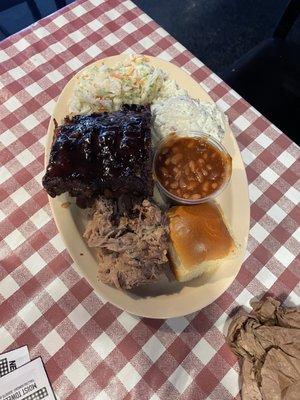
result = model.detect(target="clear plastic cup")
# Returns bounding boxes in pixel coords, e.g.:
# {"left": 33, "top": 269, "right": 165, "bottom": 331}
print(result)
{"left": 153, "top": 132, "right": 232, "bottom": 205}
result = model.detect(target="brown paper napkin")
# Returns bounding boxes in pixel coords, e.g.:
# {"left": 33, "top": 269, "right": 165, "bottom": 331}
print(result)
{"left": 227, "top": 297, "right": 300, "bottom": 400}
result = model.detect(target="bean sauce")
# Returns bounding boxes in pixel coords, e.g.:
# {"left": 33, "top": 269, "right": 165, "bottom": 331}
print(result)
{"left": 155, "top": 135, "right": 231, "bottom": 200}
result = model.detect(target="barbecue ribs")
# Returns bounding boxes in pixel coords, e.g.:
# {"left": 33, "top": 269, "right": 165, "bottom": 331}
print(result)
{"left": 42, "top": 105, "right": 153, "bottom": 208}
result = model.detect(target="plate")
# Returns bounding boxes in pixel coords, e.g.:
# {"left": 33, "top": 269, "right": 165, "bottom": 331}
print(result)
{"left": 45, "top": 55, "right": 250, "bottom": 318}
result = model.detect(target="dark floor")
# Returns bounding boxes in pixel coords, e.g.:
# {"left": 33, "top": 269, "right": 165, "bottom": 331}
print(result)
{"left": 135, "top": 0, "right": 294, "bottom": 73}
{"left": 1, "top": 1, "right": 299, "bottom": 143}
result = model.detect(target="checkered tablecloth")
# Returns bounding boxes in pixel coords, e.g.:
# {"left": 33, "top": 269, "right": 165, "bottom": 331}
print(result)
{"left": 0, "top": 0, "right": 299, "bottom": 398}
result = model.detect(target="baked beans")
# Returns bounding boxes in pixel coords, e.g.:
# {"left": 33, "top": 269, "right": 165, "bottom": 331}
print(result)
{"left": 155, "top": 135, "right": 231, "bottom": 200}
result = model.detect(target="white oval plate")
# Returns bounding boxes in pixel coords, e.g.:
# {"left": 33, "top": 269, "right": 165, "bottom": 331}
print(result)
{"left": 45, "top": 55, "right": 250, "bottom": 318}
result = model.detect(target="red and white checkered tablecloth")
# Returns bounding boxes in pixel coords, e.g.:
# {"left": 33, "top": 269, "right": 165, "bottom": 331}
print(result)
{"left": 0, "top": 0, "right": 299, "bottom": 398}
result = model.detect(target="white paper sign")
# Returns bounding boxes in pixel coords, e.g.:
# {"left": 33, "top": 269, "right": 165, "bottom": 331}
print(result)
{"left": 0, "top": 346, "right": 30, "bottom": 377}
{"left": 0, "top": 358, "right": 56, "bottom": 400}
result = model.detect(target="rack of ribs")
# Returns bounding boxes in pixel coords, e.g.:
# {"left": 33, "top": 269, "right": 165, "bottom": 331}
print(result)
{"left": 42, "top": 104, "right": 153, "bottom": 208}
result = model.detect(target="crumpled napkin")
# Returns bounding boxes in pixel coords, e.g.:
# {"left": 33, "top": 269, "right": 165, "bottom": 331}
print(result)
{"left": 227, "top": 297, "right": 300, "bottom": 400}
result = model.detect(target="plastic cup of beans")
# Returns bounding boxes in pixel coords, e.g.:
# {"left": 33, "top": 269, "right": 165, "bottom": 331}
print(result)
{"left": 153, "top": 132, "right": 232, "bottom": 204}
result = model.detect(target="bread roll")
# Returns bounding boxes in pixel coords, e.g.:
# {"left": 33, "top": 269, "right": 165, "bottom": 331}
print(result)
{"left": 168, "top": 203, "right": 236, "bottom": 282}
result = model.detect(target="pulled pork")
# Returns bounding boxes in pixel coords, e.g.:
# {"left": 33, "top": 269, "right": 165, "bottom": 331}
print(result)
{"left": 84, "top": 197, "right": 169, "bottom": 289}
